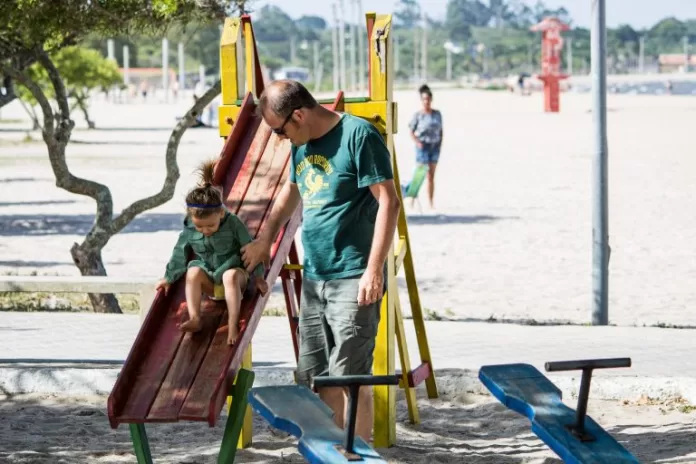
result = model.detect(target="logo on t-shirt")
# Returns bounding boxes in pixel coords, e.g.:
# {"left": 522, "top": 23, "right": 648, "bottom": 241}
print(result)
{"left": 296, "top": 154, "right": 333, "bottom": 208}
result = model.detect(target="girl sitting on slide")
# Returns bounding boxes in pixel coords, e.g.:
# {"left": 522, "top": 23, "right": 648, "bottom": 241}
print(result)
{"left": 155, "top": 159, "right": 268, "bottom": 345}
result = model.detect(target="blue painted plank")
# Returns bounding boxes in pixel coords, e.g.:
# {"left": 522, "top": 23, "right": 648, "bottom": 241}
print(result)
{"left": 479, "top": 364, "right": 640, "bottom": 464}
{"left": 248, "top": 385, "right": 385, "bottom": 464}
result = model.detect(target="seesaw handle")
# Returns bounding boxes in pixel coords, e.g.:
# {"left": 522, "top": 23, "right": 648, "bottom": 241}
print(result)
{"left": 545, "top": 357, "right": 631, "bottom": 372}
{"left": 313, "top": 374, "right": 400, "bottom": 388}
{"left": 544, "top": 357, "right": 632, "bottom": 441}
{"left": 312, "top": 375, "right": 400, "bottom": 457}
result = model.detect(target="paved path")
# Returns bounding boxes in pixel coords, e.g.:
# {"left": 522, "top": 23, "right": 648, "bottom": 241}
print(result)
{"left": 2, "top": 312, "right": 694, "bottom": 402}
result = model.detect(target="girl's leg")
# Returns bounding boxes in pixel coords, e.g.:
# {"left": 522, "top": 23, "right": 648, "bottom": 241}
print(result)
{"left": 181, "top": 267, "right": 214, "bottom": 332}
{"left": 427, "top": 161, "right": 437, "bottom": 209}
{"left": 222, "top": 268, "right": 249, "bottom": 345}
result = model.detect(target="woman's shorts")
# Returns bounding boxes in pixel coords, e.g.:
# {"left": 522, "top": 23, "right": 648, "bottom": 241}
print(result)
{"left": 416, "top": 143, "right": 440, "bottom": 164}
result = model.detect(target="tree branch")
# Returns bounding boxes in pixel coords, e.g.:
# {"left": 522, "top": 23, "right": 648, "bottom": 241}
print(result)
{"left": 35, "top": 48, "right": 73, "bottom": 139}
{"left": 110, "top": 79, "right": 222, "bottom": 235}
{"left": 0, "top": 61, "right": 55, "bottom": 138}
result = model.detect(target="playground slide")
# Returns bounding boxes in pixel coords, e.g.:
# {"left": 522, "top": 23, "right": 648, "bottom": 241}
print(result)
{"left": 106, "top": 92, "right": 303, "bottom": 428}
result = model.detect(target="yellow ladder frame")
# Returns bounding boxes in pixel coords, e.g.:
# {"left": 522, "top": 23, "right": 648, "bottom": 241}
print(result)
{"left": 216, "top": 13, "right": 438, "bottom": 451}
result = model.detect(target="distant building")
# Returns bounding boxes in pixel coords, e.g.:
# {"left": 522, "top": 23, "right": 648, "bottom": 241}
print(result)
{"left": 658, "top": 54, "right": 696, "bottom": 73}
{"left": 117, "top": 67, "right": 177, "bottom": 87}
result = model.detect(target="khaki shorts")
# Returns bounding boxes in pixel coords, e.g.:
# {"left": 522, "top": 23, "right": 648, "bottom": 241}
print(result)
{"left": 296, "top": 276, "right": 382, "bottom": 387}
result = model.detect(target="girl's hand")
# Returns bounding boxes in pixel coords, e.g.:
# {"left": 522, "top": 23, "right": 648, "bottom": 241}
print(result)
{"left": 155, "top": 278, "right": 171, "bottom": 295}
{"left": 255, "top": 278, "right": 269, "bottom": 296}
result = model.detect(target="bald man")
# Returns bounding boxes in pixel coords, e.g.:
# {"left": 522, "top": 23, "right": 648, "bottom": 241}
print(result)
{"left": 241, "top": 80, "right": 400, "bottom": 441}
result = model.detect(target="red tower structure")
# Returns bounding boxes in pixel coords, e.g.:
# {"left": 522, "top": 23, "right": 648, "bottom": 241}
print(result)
{"left": 530, "top": 17, "right": 570, "bottom": 112}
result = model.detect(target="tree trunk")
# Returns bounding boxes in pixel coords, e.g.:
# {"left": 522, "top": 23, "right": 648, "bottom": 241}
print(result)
{"left": 70, "top": 242, "right": 122, "bottom": 313}
{"left": 76, "top": 96, "right": 95, "bottom": 129}
{"left": 17, "top": 98, "right": 40, "bottom": 130}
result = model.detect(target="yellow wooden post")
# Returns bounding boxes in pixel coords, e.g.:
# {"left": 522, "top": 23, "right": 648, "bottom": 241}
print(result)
{"left": 219, "top": 18, "right": 244, "bottom": 106}
{"left": 227, "top": 343, "right": 253, "bottom": 449}
{"left": 242, "top": 19, "right": 256, "bottom": 97}
{"left": 367, "top": 13, "right": 397, "bottom": 449}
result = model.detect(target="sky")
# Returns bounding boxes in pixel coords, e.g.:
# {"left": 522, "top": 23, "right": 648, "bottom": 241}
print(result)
{"left": 254, "top": 0, "right": 696, "bottom": 29}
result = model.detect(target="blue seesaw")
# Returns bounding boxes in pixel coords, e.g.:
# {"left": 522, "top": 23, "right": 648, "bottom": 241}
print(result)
{"left": 248, "top": 374, "right": 399, "bottom": 463}
{"left": 479, "top": 357, "right": 640, "bottom": 464}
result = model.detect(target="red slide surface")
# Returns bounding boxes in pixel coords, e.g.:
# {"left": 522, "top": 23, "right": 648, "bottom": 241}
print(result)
{"left": 106, "top": 91, "right": 325, "bottom": 428}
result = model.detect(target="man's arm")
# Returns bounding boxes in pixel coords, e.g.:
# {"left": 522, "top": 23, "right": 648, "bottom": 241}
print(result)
{"left": 353, "top": 126, "right": 401, "bottom": 305}
{"left": 257, "top": 180, "right": 302, "bottom": 246}
{"left": 241, "top": 180, "right": 302, "bottom": 272}
{"left": 366, "top": 180, "right": 400, "bottom": 275}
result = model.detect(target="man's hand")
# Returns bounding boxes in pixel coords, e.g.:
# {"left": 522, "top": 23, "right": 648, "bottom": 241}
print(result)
{"left": 241, "top": 239, "right": 272, "bottom": 274}
{"left": 155, "top": 278, "right": 171, "bottom": 295}
{"left": 255, "top": 278, "right": 269, "bottom": 296}
{"left": 357, "top": 268, "right": 384, "bottom": 306}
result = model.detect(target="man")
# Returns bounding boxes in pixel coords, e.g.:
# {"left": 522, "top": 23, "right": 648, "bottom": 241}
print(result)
{"left": 241, "top": 80, "right": 400, "bottom": 442}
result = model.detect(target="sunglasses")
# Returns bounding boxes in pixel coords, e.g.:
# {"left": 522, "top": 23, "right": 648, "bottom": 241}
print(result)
{"left": 271, "top": 107, "right": 301, "bottom": 136}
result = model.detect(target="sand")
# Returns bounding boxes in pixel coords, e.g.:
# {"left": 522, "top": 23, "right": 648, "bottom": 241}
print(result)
{"left": 1, "top": 386, "right": 695, "bottom": 463}
{"left": 2, "top": 89, "right": 696, "bottom": 327}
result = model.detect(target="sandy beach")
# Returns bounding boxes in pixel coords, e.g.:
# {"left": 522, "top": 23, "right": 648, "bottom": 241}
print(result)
{"left": 1, "top": 386, "right": 695, "bottom": 463}
{"left": 2, "top": 89, "right": 696, "bottom": 327}
{"left": 2, "top": 87, "right": 696, "bottom": 462}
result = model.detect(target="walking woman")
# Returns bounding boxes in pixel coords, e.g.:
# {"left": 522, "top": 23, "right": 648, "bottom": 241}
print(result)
{"left": 408, "top": 84, "right": 443, "bottom": 210}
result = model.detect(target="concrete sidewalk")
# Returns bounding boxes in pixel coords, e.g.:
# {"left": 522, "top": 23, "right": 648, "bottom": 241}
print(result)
{"left": 1, "top": 312, "right": 693, "bottom": 402}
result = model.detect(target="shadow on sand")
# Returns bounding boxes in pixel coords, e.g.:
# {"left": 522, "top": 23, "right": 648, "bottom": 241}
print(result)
{"left": 405, "top": 214, "right": 517, "bottom": 226}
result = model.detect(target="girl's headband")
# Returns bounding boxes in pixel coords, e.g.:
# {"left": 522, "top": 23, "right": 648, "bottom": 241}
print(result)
{"left": 186, "top": 203, "right": 222, "bottom": 208}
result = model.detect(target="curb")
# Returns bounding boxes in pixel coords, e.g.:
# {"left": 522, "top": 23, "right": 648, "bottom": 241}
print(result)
{"left": 2, "top": 364, "right": 695, "bottom": 405}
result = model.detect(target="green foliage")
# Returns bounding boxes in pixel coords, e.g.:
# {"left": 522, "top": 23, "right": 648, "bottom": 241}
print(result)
{"left": 56, "top": 47, "right": 123, "bottom": 93}
{"left": 16, "top": 46, "right": 123, "bottom": 124}
{"left": 7, "top": 0, "right": 696, "bottom": 99}
{"left": 0, "top": 0, "right": 227, "bottom": 61}
{"left": 297, "top": 15, "right": 327, "bottom": 31}
{"left": 395, "top": 0, "right": 422, "bottom": 29}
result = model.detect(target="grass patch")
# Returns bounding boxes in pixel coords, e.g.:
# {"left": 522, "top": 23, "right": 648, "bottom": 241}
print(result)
{"left": 262, "top": 306, "right": 286, "bottom": 317}
{"left": 424, "top": 308, "right": 443, "bottom": 321}
{"left": 0, "top": 291, "right": 140, "bottom": 314}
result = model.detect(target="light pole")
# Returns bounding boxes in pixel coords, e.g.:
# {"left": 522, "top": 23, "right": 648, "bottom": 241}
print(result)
{"left": 443, "top": 41, "right": 463, "bottom": 82}
{"left": 591, "top": 0, "right": 609, "bottom": 325}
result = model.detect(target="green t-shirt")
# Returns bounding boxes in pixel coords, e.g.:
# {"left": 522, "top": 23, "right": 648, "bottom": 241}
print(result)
{"left": 289, "top": 113, "right": 394, "bottom": 280}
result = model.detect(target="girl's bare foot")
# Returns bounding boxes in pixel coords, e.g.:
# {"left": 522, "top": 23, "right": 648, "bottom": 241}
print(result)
{"left": 179, "top": 317, "right": 202, "bottom": 332}
{"left": 227, "top": 325, "right": 239, "bottom": 345}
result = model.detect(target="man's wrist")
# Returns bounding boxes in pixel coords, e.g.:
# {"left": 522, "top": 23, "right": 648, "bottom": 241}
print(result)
{"left": 366, "top": 260, "right": 385, "bottom": 275}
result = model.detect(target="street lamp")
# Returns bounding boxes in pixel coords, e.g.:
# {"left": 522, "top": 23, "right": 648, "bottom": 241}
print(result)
{"left": 443, "top": 41, "right": 463, "bottom": 82}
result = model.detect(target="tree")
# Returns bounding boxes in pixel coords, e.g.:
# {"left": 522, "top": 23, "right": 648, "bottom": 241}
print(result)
{"left": 0, "top": 0, "right": 229, "bottom": 313}
{"left": 17, "top": 47, "right": 124, "bottom": 129}
{"left": 650, "top": 17, "right": 688, "bottom": 46}
{"left": 445, "top": 0, "right": 493, "bottom": 42}
{"left": 297, "top": 15, "right": 328, "bottom": 31}
{"left": 394, "top": 0, "right": 422, "bottom": 29}
{"left": 531, "top": 0, "right": 572, "bottom": 26}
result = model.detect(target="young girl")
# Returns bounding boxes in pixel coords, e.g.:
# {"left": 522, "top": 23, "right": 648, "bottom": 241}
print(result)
{"left": 408, "top": 84, "right": 443, "bottom": 210}
{"left": 155, "top": 160, "right": 268, "bottom": 345}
